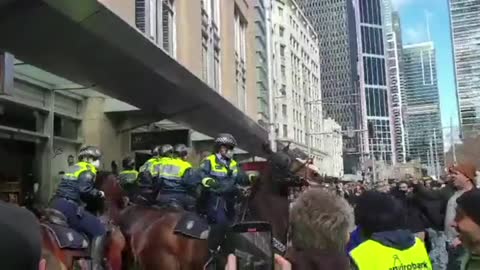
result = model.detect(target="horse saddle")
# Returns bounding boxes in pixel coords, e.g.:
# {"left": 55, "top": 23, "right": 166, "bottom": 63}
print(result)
{"left": 173, "top": 211, "right": 210, "bottom": 240}
{"left": 42, "top": 208, "right": 89, "bottom": 250}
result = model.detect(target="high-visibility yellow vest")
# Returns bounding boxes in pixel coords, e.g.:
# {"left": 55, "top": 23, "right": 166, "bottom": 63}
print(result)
{"left": 139, "top": 157, "right": 159, "bottom": 174}
{"left": 160, "top": 158, "right": 192, "bottom": 180}
{"left": 119, "top": 169, "right": 139, "bottom": 184}
{"left": 63, "top": 161, "right": 97, "bottom": 181}
{"left": 205, "top": 154, "right": 238, "bottom": 179}
{"left": 350, "top": 238, "right": 432, "bottom": 270}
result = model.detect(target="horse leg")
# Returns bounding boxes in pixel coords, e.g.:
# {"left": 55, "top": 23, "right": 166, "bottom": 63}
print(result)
{"left": 106, "top": 228, "right": 126, "bottom": 270}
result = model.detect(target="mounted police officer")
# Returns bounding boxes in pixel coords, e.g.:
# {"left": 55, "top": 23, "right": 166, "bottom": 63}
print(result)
{"left": 199, "top": 133, "right": 249, "bottom": 225}
{"left": 137, "top": 145, "right": 161, "bottom": 201}
{"left": 156, "top": 144, "right": 196, "bottom": 210}
{"left": 50, "top": 145, "right": 106, "bottom": 270}
{"left": 118, "top": 156, "right": 138, "bottom": 201}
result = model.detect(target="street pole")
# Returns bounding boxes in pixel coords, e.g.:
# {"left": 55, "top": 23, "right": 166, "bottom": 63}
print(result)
{"left": 265, "top": 0, "right": 276, "bottom": 151}
{"left": 433, "top": 129, "right": 440, "bottom": 179}
{"left": 450, "top": 116, "right": 457, "bottom": 164}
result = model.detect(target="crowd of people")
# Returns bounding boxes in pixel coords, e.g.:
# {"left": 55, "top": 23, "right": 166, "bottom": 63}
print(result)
{"left": 1, "top": 142, "right": 479, "bottom": 270}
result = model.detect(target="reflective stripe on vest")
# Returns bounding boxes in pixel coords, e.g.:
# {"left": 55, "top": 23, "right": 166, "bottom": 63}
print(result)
{"left": 160, "top": 158, "right": 191, "bottom": 180}
{"left": 119, "top": 170, "right": 139, "bottom": 183}
{"left": 350, "top": 238, "right": 432, "bottom": 270}
{"left": 63, "top": 161, "right": 97, "bottom": 181}
{"left": 206, "top": 155, "right": 238, "bottom": 178}
{"left": 140, "top": 157, "right": 159, "bottom": 175}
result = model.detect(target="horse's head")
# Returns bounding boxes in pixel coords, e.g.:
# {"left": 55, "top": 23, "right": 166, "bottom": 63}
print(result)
{"left": 262, "top": 142, "right": 311, "bottom": 189}
{"left": 95, "top": 171, "right": 126, "bottom": 210}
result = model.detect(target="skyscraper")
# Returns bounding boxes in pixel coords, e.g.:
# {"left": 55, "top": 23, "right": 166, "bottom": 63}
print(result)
{"left": 355, "top": 0, "right": 395, "bottom": 163}
{"left": 295, "top": 0, "right": 362, "bottom": 173}
{"left": 403, "top": 42, "right": 444, "bottom": 169}
{"left": 385, "top": 10, "right": 407, "bottom": 163}
{"left": 449, "top": 0, "right": 480, "bottom": 136}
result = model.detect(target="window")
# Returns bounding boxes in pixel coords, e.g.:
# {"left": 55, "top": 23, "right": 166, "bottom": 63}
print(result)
{"left": 278, "top": 6, "right": 283, "bottom": 17}
{"left": 201, "top": 0, "right": 221, "bottom": 91}
{"left": 283, "top": 124, "right": 288, "bottom": 137}
{"left": 234, "top": 6, "right": 247, "bottom": 110}
{"left": 162, "top": 0, "right": 175, "bottom": 54}
{"left": 135, "top": 0, "right": 176, "bottom": 56}
{"left": 279, "top": 26, "right": 285, "bottom": 37}
{"left": 282, "top": 104, "right": 287, "bottom": 118}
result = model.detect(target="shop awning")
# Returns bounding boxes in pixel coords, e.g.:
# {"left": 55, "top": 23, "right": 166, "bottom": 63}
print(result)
{"left": 0, "top": 0, "right": 268, "bottom": 156}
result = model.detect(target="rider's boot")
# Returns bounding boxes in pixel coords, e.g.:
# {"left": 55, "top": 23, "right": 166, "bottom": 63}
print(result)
{"left": 90, "top": 235, "right": 106, "bottom": 270}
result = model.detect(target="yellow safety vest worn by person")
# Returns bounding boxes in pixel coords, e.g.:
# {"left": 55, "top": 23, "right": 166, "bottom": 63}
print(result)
{"left": 119, "top": 169, "right": 139, "bottom": 186}
{"left": 54, "top": 161, "right": 101, "bottom": 203}
{"left": 139, "top": 157, "right": 160, "bottom": 176}
{"left": 200, "top": 154, "right": 240, "bottom": 189}
{"left": 158, "top": 158, "right": 192, "bottom": 192}
{"left": 350, "top": 237, "right": 432, "bottom": 270}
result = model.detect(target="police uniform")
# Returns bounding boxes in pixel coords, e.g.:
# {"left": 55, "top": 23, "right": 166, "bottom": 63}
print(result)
{"left": 50, "top": 161, "right": 105, "bottom": 238}
{"left": 156, "top": 157, "right": 196, "bottom": 210}
{"left": 138, "top": 157, "right": 160, "bottom": 189}
{"left": 199, "top": 154, "right": 245, "bottom": 225}
{"left": 119, "top": 169, "right": 139, "bottom": 199}
{"left": 350, "top": 237, "right": 432, "bottom": 270}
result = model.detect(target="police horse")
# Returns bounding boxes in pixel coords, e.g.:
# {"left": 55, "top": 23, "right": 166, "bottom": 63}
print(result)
{"left": 40, "top": 172, "right": 126, "bottom": 270}
{"left": 118, "top": 144, "right": 315, "bottom": 270}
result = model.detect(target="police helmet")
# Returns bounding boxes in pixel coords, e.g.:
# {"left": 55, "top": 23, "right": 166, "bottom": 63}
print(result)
{"left": 122, "top": 156, "right": 135, "bottom": 169}
{"left": 160, "top": 144, "right": 174, "bottom": 156}
{"left": 214, "top": 133, "right": 237, "bottom": 149}
{"left": 78, "top": 145, "right": 102, "bottom": 160}
{"left": 174, "top": 144, "right": 189, "bottom": 157}
{"left": 151, "top": 145, "right": 161, "bottom": 157}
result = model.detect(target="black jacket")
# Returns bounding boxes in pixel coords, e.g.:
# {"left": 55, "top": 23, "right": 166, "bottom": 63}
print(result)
{"left": 412, "top": 183, "right": 455, "bottom": 231}
{"left": 54, "top": 164, "right": 102, "bottom": 203}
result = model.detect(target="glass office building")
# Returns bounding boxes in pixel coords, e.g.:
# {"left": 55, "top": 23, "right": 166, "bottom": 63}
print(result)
{"left": 403, "top": 42, "right": 444, "bottom": 168}
{"left": 356, "top": 0, "right": 395, "bottom": 163}
{"left": 296, "top": 0, "right": 362, "bottom": 173}
{"left": 449, "top": 0, "right": 480, "bottom": 136}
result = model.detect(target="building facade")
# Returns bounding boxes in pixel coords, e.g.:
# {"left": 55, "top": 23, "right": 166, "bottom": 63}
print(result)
{"left": 253, "top": 0, "right": 270, "bottom": 128}
{"left": 318, "top": 118, "right": 344, "bottom": 177}
{"left": 270, "top": 0, "right": 325, "bottom": 164}
{"left": 295, "top": 0, "right": 362, "bottom": 173}
{"left": 385, "top": 9, "right": 407, "bottom": 163}
{"left": 403, "top": 42, "right": 444, "bottom": 170}
{"left": 354, "top": 0, "right": 395, "bottom": 163}
{"left": 448, "top": 0, "right": 480, "bottom": 136}
{"left": 0, "top": 0, "right": 262, "bottom": 202}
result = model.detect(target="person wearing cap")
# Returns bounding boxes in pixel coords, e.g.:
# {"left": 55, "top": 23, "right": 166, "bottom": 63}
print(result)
{"left": 454, "top": 190, "right": 480, "bottom": 270}
{"left": 0, "top": 201, "right": 46, "bottom": 270}
{"left": 155, "top": 144, "right": 196, "bottom": 211}
{"left": 49, "top": 145, "right": 106, "bottom": 269}
{"left": 445, "top": 163, "right": 477, "bottom": 270}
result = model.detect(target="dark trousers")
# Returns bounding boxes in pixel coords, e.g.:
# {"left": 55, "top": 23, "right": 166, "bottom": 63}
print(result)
{"left": 206, "top": 195, "right": 235, "bottom": 226}
{"left": 50, "top": 198, "right": 106, "bottom": 238}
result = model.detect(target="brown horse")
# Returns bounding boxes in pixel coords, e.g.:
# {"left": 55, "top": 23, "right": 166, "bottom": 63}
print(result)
{"left": 40, "top": 171, "right": 126, "bottom": 270}
{"left": 118, "top": 144, "right": 311, "bottom": 270}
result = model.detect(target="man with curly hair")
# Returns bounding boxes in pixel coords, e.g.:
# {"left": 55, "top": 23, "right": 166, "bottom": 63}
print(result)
{"left": 286, "top": 188, "right": 354, "bottom": 270}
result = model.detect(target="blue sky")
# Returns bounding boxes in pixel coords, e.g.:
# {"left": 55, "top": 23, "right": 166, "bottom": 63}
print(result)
{"left": 393, "top": 0, "right": 459, "bottom": 130}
